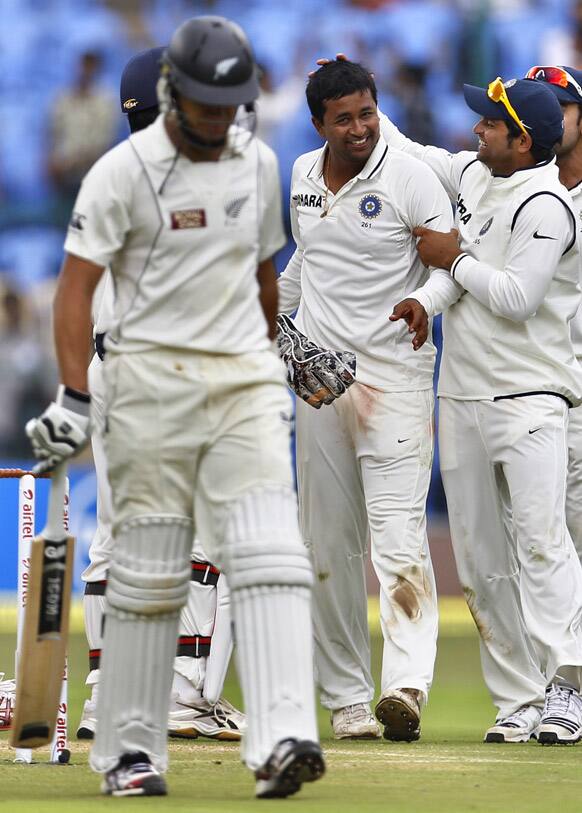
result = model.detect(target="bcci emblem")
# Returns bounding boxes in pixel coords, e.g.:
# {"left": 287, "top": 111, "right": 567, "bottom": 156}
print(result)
{"left": 479, "top": 217, "right": 494, "bottom": 236}
{"left": 359, "top": 194, "right": 382, "bottom": 219}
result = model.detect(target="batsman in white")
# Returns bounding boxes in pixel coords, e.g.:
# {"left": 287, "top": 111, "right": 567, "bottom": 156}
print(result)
{"left": 25, "top": 15, "right": 324, "bottom": 799}
{"left": 524, "top": 66, "right": 582, "bottom": 562}
{"left": 277, "top": 59, "right": 454, "bottom": 742}
{"left": 79, "top": 45, "right": 244, "bottom": 745}
{"left": 379, "top": 74, "right": 582, "bottom": 745}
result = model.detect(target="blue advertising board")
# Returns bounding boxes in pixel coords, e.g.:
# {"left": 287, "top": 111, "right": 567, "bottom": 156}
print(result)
{"left": 0, "top": 460, "right": 97, "bottom": 595}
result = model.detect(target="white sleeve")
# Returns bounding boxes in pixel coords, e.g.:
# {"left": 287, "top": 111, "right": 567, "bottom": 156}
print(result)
{"left": 409, "top": 268, "right": 464, "bottom": 317}
{"left": 451, "top": 194, "right": 575, "bottom": 322}
{"left": 396, "top": 156, "right": 463, "bottom": 316}
{"left": 63, "top": 148, "right": 132, "bottom": 269}
{"left": 258, "top": 142, "right": 287, "bottom": 262}
{"left": 277, "top": 159, "right": 304, "bottom": 314}
{"left": 379, "top": 111, "right": 477, "bottom": 204}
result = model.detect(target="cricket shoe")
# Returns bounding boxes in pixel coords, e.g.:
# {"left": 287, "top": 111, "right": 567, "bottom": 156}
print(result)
{"left": 255, "top": 738, "right": 325, "bottom": 799}
{"left": 331, "top": 703, "right": 381, "bottom": 739}
{"left": 375, "top": 688, "right": 421, "bottom": 742}
{"left": 76, "top": 698, "right": 97, "bottom": 740}
{"left": 102, "top": 752, "right": 167, "bottom": 797}
{"left": 537, "top": 684, "right": 582, "bottom": 745}
{"left": 0, "top": 674, "right": 15, "bottom": 730}
{"left": 484, "top": 704, "right": 542, "bottom": 743}
{"left": 168, "top": 696, "right": 245, "bottom": 740}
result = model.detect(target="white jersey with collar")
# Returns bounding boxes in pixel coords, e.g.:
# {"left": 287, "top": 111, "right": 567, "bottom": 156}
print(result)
{"left": 568, "top": 180, "right": 582, "bottom": 359}
{"left": 64, "top": 114, "right": 286, "bottom": 355}
{"left": 379, "top": 113, "right": 582, "bottom": 406}
{"left": 277, "top": 135, "right": 454, "bottom": 390}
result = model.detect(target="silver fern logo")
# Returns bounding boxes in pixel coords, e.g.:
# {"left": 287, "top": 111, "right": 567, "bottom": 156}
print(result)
{"left": 225, "top": 195, "right": 249, "bottom": 223}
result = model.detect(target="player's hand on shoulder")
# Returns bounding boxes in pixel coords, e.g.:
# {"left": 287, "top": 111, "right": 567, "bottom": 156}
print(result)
{"left": 276, "top": 314, "right": 356, "bottom": 408}
{"left": 390, "top": 298, "right": 428, "bottom": 351}
{"left": 26, "top": 385, "right": 91, "bottom": 474}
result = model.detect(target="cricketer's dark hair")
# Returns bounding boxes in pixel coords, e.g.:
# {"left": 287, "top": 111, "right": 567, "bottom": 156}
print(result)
{"left": 128, "top": 105, "right": 159, "bottom": 134}
{"left": 505, "top": 118, "right": 556, "bottom": 163}
{"left": 306, "top": 60, "right": 377, "bottom": 123}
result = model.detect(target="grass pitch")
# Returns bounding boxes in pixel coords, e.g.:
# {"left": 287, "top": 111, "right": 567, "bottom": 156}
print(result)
{"left": 1, "top": 599, "right": 581, "bottom": 812}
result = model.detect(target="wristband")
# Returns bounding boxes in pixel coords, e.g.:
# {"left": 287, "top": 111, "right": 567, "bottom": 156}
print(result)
{"left": 56, "top": 384, "right": 91, "bottom": 417}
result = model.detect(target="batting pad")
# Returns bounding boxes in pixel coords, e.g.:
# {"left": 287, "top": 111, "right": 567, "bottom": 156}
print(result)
{"left": 90, "top": 517, "right": 192, "bottom": 773}
{"left": 224, "top": 488, "right": 318, "bottom": 769}
{"left": 233, "top": 584, "right": 318, "bottom": 770}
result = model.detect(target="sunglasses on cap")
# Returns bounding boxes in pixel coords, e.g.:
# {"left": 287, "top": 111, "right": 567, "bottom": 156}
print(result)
{"left": 524, "top": 65, "right": 582, "bottom": 99}
{"left": 487, "top": 77, "right": 528, "bottom": 137}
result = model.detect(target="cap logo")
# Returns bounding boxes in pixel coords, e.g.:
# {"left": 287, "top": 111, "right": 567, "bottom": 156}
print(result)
{"left": 214, "top": 57, "right": 238, "bottom": 80}
{"left": 123, "top": 98, "right": 139, "bottom": 110}
{"left": 504, "top": 79, "right": 517, "bottom": 89}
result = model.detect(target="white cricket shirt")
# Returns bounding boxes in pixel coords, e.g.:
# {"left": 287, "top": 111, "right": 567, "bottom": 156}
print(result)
{"left": 64, "top": 114, "right": 286, "bottom": 355}
{"left": 569, "top": 180, "right": 582, "bottom": 360}
{"left": 278, "top": 135, "right": 454, "bottom": 390}
{"left": 380, "top": 114, "right": 582, "bottom": 406}
{"left": 91, "top": 271, "right": 114, "bottom": 335}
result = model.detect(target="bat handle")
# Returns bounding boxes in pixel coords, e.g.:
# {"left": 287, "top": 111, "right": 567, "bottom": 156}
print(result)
{"left": 45, "top": 463, "right": 67, "bottom": 539}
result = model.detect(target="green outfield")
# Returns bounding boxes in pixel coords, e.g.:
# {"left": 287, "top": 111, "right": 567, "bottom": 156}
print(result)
{"left": 1, "top": 599, "right": 580, "bottom": 812}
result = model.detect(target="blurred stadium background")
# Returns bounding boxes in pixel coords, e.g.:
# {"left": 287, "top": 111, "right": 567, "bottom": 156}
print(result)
{"left": 0, "top": 0, "right": 580, "bottom": 596}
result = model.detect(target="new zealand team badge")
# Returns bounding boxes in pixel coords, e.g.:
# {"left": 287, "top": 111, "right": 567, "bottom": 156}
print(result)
{"left": 359, "top": 194, "right": 382, "bottom": 219}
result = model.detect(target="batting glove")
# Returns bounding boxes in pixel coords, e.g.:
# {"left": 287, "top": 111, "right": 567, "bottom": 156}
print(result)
{"left": 276, "top": 314, "right": 357, "bottom": 409}
{"left": 26, "top": 385, "right": 91, "bottom": 474}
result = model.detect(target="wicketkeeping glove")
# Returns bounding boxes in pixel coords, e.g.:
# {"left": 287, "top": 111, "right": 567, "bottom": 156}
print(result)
{"left": 276, "top": 314, "right": 356, "bottom": 409}
{"left": 26, "top": 385, "right": 91, "bottom": 474}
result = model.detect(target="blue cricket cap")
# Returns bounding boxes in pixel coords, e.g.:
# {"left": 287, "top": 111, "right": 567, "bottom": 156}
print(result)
{"left": 463, "top": 77, "right": 564, "bottom": 150}
{"left": 120, "top": 46, "right": 166, "bottom": 114}
{"left": 525, "top": 65, "right": 582, "bottom": 106}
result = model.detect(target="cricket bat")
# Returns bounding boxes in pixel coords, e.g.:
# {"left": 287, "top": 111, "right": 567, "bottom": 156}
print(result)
{"left": 10, "top": 463, "right": 74, "bottom": 749}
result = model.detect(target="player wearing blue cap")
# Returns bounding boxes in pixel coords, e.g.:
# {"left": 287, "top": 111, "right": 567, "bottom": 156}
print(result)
{"left": 80, "top": 45, "right": 245, "bottom": 746}
{"left": 377, "top": 75, "right": 582, "bottom": 746}
{"left": 525, "top": 65, "right": 582, "bottom": 567}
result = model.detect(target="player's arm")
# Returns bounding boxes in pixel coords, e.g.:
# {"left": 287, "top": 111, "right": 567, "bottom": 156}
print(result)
{"left": 27, "top": 147, "right": 131, "bottom": 472}
{"left": 278, "top": 160, "right": 304, "bottom": 315}
{"left": 391, "top": 159, "right": 463, "bottom": 347}
{"left": 278, "top": 249, "right": 303, "bottom": 315}
{"left": 257, "top": 143, "right": 287, "bottom": 329}
{"left": 378, "top": 110, "right": 476, "bottom": 204}
{"left": 446, "top": 196, "right": 575, "bottom": 321}
{"left": 54, "top": 253, "right": 105, "bottom": 392}
{"left": 25, "top": 253, "right": 104, "bottom": 473}
{"left": 257, "top": 257, "right": 278, "bottom": 340}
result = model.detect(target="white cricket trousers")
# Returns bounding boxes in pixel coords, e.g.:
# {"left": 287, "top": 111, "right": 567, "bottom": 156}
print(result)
{"left": 296, "top": 384, "right": 438, "bottom": 710}
{"left": 439, "top": 395, "right": 582, "bottom": 717}
{"left": 93, "top": 348, "right": 318, "bottom": 772}
{"left": 85, "top": 353, "right": 113, "bottom": 582}
{"left": 567, "top": 402, "right": 582, "bottom": 557}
